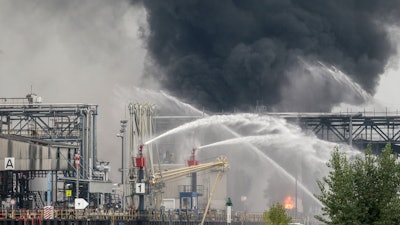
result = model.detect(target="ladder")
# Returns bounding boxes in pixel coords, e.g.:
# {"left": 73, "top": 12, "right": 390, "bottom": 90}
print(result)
{"left": 33, "top": 192, "right": 44, "bottom": 209}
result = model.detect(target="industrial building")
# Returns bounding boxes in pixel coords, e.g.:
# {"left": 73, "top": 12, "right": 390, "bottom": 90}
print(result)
{"left": 2, "top": 94, "right": 400, "bottom": 225}
{"left": 0, "top": 94, "right": 114, "bottom": 211}
{"left": 0, "top": 94, "right": 228, "bottom": 219}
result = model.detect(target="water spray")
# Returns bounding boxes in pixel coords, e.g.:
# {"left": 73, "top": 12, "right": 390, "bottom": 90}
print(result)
{"left": 141, "top": 113, "right": 331, "bottom": 211}
{"left": 197, "top": 136, "right": 323, "bottom": 207}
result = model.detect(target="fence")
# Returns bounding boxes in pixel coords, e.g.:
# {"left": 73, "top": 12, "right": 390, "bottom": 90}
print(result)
{"left": 0, "top": 208, "right": 263, "bottom": 225}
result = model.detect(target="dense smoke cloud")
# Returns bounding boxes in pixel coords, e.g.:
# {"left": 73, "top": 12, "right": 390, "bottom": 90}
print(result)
{"left": 132, "top": 0, "right": 400, "bottom": 112}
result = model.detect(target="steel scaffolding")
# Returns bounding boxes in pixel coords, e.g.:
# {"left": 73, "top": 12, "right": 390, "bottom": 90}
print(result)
{"left": 0, "top": 94, "right": 114, "bottom": 209}
{"left": 278, "top": 111, "right": 400, "bottom": 153}
{"left": 0, "top": 95, "right": 98, "bottom": 178}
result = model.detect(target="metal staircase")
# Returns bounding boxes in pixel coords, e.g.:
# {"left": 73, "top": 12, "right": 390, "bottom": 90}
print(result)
{"left": 33, "top": 192, "right": 44, "bottom": 208}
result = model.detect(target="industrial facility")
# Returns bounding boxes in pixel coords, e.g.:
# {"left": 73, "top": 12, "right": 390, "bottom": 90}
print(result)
{"left": 0, "top": 94, "right": 114, "bottom": 210}
{"left": 2, "top": 94, "right": 400, "bottom": 225}
{"left": 0, "top": 94, "right": 232, "bottom": 224}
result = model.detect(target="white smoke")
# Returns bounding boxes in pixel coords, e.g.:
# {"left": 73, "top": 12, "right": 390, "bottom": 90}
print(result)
{"left": 0, "top": 0, "right": 148, "bottom": 181}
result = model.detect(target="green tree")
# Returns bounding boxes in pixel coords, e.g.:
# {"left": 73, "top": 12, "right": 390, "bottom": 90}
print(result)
{"left": 316, "top": 144, "right": 400, "bottom": 225}
{"left": 263, "top": 202, "right": 292, "bottom": 225}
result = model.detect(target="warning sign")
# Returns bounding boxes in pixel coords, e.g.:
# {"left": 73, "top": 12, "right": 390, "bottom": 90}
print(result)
{"left": 66, "top": 190, "right": 72, "bottom": 197}
{"left": 136, "top": 183, "right": 146, "bottom": 194}
{"left": 43, "top": 206, "right": 54, "bottom": 219}
{"left": 4, "top": 157, "right": 15, "bottom": 170}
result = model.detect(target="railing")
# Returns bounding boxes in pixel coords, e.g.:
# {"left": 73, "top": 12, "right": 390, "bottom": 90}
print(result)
{"left": 0, "top": 208, "right": 263, "bottom": 223}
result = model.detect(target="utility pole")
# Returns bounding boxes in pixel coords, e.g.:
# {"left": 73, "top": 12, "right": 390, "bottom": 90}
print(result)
{"left": 117, "top": 120, "right": 128, "bottom": 212}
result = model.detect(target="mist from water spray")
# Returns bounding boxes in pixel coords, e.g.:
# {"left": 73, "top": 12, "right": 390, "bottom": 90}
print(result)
{"left": 144, "top": 120, "right": 207, "bottom": 145}
{"left": 277, "top": 58, "right": 374, "bottom": 111}
{"left": 145, "top": 114, "right": 252, "bottom": 145}
{"left": 197, "top": 135, "right": 325, "bottom": 206}
{"left": 145, "top": 113, "right": 296, "bottom": 144}
{"left": 114, "top": 86, "right": 205, "bottom": 117}
{"left": 160, "top": 91, "right": 206, "bottom": 116}
{"left": 316, "top": 61, "right": 372, "bottom": 102}
{"left": 146, "top": 112, "right": 353, "bottom": 211}
{"left": 198, "top": 135, "right": 279, "bottom": 150}
{"left": 124, "top": 87, "right": 359, "bottom": 213}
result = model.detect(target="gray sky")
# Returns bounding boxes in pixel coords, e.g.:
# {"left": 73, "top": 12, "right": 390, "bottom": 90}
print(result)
{"left": 375, "top": 32, "right": 400, "bottom": 110}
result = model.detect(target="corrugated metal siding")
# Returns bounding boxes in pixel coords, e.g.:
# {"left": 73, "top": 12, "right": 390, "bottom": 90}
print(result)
{"left": 0, "top": 137, "right": 74, "bottom": 171}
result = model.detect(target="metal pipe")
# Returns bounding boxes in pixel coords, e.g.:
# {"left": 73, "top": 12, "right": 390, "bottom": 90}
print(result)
{"left": 117, "top": 120, "right": 128, "bottom": 212}
{"left": 86, "top": 110, "right": 90, "bottom": 180}
{"left": 121, "top": 135, "right": 125, "bottom": 212}
{"left": 93, "top": 107, "right": 97, "bottom": 169}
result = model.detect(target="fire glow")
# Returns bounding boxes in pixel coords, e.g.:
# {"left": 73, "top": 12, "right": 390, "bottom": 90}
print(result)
{"left": 283, "top": 196, "right": 295, "bottom": 210}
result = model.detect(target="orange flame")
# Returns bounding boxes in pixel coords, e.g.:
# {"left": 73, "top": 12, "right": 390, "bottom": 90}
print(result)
{"left": 283, "top": 196, "right": 295, "bottom": 209}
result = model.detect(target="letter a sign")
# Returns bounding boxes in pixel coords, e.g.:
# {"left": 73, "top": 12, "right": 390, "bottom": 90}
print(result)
{"left": 5, "top": 157, "right": 15, "bottom": 170}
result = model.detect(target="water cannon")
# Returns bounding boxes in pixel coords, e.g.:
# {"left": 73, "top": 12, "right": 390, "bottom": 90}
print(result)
{"left": 135, "top": 144, "right": 146, "bottom": 168}
{"left": 139, "top": 144, "right": 144, "bottom": 156}
{"left": 187, "top": 147, "right": 199, "bottom": 167}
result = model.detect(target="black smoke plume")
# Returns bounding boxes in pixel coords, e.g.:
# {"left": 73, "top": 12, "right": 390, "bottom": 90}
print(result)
{"left": 132, "top": 0, "right": 400, "bottom": 112}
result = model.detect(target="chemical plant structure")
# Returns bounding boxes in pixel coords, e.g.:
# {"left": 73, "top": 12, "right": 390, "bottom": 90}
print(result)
{"left": 0, "top": 94, "right": 111, "bottom": 211}
{"left": 0, "top": 94, "right": 229, "bottom": 218}
{"left": 125, "top": 103, "right": 229, "bottom": 215}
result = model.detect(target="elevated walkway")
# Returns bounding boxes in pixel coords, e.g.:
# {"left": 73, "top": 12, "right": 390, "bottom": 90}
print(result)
{"left": 274, "top": 111, "right": 400, "bottom": 152}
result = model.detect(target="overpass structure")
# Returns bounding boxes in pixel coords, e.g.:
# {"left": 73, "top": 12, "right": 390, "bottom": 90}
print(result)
{"left": 275, "top": 111, "right": 400, "bottom": 153}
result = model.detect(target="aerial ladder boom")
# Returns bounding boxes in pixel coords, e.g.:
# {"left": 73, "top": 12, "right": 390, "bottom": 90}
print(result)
{"left": 200, "top": 171, "right": 224, "bottom": 225}
{"left": 150, "top": 155, "right": 229, "bottom": 225}
{"left": 150, "top": 156, "right": 229, "bottom": 184}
